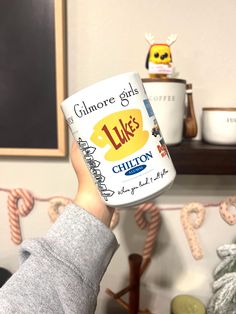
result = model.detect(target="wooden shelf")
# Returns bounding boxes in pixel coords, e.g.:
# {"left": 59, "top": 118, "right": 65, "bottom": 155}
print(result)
{"left": 167, "top": 140, "right": 236, "bottom": 175}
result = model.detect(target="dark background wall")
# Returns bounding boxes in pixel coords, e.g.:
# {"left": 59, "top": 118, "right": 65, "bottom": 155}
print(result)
{"left": 0, "top": 0, "right": 58, "bottom": 149}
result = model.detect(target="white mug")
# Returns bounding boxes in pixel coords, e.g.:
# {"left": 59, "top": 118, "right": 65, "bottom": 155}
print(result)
{"left": 142, "top": 78, "right": 196, "bottom": 145}
{"left": 62, "top": 72, "right": 176, "bottom": 208}
{"left": 202, "top": 107, "right": 236, "bottom": 145}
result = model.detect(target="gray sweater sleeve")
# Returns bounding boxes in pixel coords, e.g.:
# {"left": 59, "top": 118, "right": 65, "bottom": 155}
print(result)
{"left": 0, "top": 204, "right": 119, "bottom": 313}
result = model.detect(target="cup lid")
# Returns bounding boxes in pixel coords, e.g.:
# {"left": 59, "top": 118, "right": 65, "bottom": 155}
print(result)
{"left": 142, "top": 78, "right": 186, "bottom": 84}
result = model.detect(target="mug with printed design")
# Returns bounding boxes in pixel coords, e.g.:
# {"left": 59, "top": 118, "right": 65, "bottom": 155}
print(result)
{"left": 62, "top": 72, "right": 176, "bottom": 207}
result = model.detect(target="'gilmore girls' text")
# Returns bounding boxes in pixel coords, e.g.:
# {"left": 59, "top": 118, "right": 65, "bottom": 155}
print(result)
{"left": 73, "top": 82, "right": 139, "bottom": 119}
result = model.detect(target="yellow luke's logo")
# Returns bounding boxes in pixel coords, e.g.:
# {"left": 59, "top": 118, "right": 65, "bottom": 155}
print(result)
{"left": 90, "top": 109, "right": 149, "bottom": 161}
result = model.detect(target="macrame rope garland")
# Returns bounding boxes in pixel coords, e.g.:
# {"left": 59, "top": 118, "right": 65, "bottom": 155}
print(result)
{"left": 135, "top": 202, "right": 161, "bottom": 262}
{"left": 179, "top": 199, "right": 236, "bottom": 260}
{"left": 1, "top": 187, "right": 236, "bottom": 261}
{"left": 1, "top": 187, "right": 72, "bottom": 245}
{"left": 7, "top": 188, "right": 35, "bottom": 245}
{"left": 180, "top": 202, "right": 205, "bottom": 260}
{"left": 219, "top": 197, "right": 236, "bottom": 225}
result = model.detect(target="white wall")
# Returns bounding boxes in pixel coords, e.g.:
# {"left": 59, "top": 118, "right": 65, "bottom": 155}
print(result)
{"left": 0, "top": 0, "right": 236, "bottom": 313}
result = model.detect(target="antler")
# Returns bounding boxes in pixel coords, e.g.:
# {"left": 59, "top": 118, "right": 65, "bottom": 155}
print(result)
{"left": 145, "top": 33, "right": 156, "bottom": 45}
{"left": 166, "top": 34, "right": 177, "bottom": 46}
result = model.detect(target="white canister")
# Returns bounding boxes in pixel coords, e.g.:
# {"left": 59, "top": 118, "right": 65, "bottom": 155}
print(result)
{"left": 61, "top": 72, "right": 176, "bottom": 208}
{"left": 202, "top": 107, "right": 236, "bottom": 145}
{"left": 142, "top": 78, "right": 187, "bottom": 145}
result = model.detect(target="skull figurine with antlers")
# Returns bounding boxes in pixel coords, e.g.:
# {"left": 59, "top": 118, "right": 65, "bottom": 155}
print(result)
{"left": 145, "top": 33, "right": 177, "bottom": 79}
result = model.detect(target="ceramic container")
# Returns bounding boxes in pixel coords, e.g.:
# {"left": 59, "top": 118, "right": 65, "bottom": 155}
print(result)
{"left": 62, "top": 72, "right": 176, "bottom": 208}
{"left": 202, "top": 107, "right": 236, "bottom": 145}
{"left": 142, "top": 78, "right": 187, "bottom": 145}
